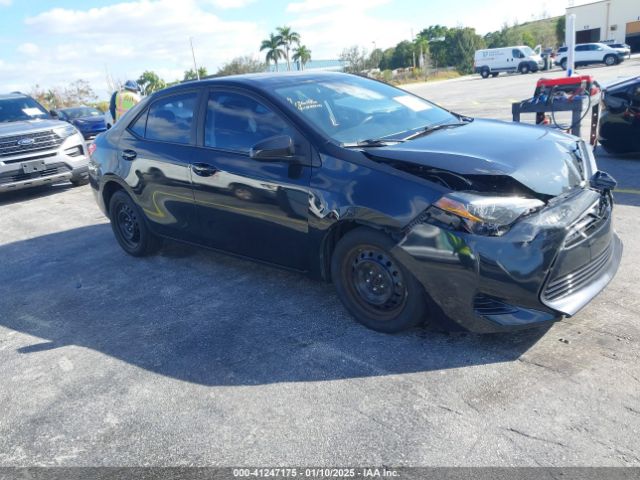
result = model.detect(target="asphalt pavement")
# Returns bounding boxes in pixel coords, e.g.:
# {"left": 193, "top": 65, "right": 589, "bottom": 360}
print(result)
{"left": 1, "top": 60, "right": 639, "bottom": 466}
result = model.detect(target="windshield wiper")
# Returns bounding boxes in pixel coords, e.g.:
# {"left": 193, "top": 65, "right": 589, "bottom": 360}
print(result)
{"left": 402, "top": 118, "right": 472, "bottom": 141}
{"left": 341, "top": 138, "right": 406, "bottom": 148}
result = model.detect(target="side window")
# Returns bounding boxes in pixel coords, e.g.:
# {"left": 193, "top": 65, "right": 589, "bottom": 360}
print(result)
{"left": 575, "top": 45, "right": 588, "bottom": 52}
{"left": 205, "top": 91, "right": 294, "bottom": 153}
{"left": 512, "top": 49, "right": 522, "bottom": 58}
{"left": 145, "top": 92, "right": 198, "bottom": 145}
{"left": 129, "top": 110, "right": 147, "bottom": 137}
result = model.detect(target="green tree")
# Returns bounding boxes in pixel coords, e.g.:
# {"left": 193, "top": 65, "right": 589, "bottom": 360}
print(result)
{"left": 276, "top": 26, "right": 301, "bottom": 71}
{"left": 137, "top": 70, "right": 166, "bottom": 95}
{"left": 445, "top": 27, "right": 485, "bottom": 74}
{"left": 183, "top": 67, "right": 208, "bottom": 81}
{"left": 418, "top": 25, "right": 449, "bottom": 41}
{"left": 261, "top": 33, "right": 285, "bottom": 72}
{"left": 339, "top": 46, "right": 368, "bottom": 74}
{"left": 216, "top": 56, "right": 266, "bottom": 76}
{"left": 556, "top": 16, "right": 566, "bottom": 44}
{"left": 414, "top": 36, "right": 430, "bottom": 69}
{"left": 378, "top": 47, "right": 395, "bottom": 70}
{"left": 292, "top": 45, "right": 312, "bottom": 70}
{"left": 522, "top": 31, "right": 536, "bottom": 48}
{"left": 391, "top": 40, "right": 414, "bottom": 69}
{"left": 429, "top": 40, "right": 448, "bottom": 69}
{"left": 367, "top": 48, "right": 384, "bottom": 70}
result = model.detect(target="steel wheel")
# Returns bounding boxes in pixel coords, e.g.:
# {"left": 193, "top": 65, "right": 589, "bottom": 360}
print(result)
{"left": 115, "top": 202, "right": 141, "bottom": 250}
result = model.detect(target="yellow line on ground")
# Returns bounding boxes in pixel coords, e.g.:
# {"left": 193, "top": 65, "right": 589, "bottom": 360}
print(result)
{"left": 616, "top": 188, "right": 640, "bottom": 195}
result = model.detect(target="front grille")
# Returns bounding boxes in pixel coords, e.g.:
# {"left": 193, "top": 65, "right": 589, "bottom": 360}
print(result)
{"left": 473, "top": 295, "right": 519, "bottom": 316}
{"left": 0, "top": 130, "right": 64, "bottom": 158}
{"left": 0, "top": 162, "right": 70, "bottom": 184}
{"left": 543, "top": 243, "right": 613, "bottom": 301}
{"left": 564, "top": 202, "right": 609, "bottom": 248}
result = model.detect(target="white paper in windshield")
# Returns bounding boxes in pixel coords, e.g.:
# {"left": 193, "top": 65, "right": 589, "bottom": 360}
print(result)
{"left": 393, "top": 95, "right": 432, "bottom": 112}
{"left": 22, "top": 107, "right": 43, "bottom": 116}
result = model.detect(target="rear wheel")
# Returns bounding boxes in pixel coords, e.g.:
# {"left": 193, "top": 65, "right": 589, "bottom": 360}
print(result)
{"left": 109, "top": 190, "right": 161, "bottom": 256}
{"left": 480, "top": 68, "right": 490, "bottom": 79}
{"left": 604, "top": 54, "right": 617, "bottom": 66}
{"left": 331, "top": 227, "right": 428, "bottom": 333}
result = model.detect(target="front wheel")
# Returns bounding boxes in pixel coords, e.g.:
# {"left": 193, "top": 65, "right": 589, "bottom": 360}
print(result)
{"left": 109, "top": 190, "right": 161, "bottom": 256}
{"left": 331, "top": 228, "right": 429, "bottom": 333}
{"left": 519, "top": 63, "right": 530, "bottom": 74}
{"left": 604, "top": 54, "right": 617, "bottom": 66}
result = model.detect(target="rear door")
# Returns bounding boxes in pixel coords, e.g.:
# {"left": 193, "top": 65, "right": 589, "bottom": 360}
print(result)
{"left": 116, "top": 89, "right": 202, "bottom": 241}
{"left": 574, "top": 44, "right": 590, "bottom": 63}
{"left": 191, "top": 88, "right": 312, "bottom": 270}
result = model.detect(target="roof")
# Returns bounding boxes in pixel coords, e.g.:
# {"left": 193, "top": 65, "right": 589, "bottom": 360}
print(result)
{"left": 0, "top": 92, "right": 28, "bottom": 100}
{"left": 161, "top": 71, "right": 353, "bottom": 95}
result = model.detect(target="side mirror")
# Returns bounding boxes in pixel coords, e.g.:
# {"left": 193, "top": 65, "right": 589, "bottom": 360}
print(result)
{"left": 590, "top": 171, "right": 617, "bottom": 193}
{"left": 50, "top": 110, "right": 59, "bottom": 119}
{"left": 249, "top": 135, "right": 295, "bottom": 160}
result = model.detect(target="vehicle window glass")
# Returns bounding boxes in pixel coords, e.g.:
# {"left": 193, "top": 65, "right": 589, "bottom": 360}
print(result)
{"left": 129, "top": 109, "right": 147, "bottom": 137}
{"left": 512, "top": 49, "right": 522, "bottom": 58}
{"left": 273, "top": 75, "right": 456, "bottom": 145}
{"left": 558, "top": 47, "right": 568, "bottom": 53}
{"left": 575, "top": 45, "right": 588, "bottom": 51}
{"left": 205, "top": 91, "right": 294, "bottom": 153}
{"left": 145, "top": 92, "right": 198, "bottom": 144}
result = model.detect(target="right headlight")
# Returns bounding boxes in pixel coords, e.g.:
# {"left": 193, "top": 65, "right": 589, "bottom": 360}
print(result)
{"left": 53, "top": 124, "right": 78, "bottom": 139}
{"left": 428, "top": 192, "right": 545, "bottom": 236}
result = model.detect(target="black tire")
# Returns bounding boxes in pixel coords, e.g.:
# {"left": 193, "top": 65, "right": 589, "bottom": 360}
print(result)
{"left": 519, "top": 63, "right": 530, "bottom": 74}
{"left": 70, "top": 176, "right": 89, "bottom": 187}
{"left": 560, "top": 58, "right": 567, "bottom": 70}
{"left": 108, "top": 190, "right": 161, "bottom": 256}
{"left": 604, "top": 54, "right": 617, "bottom": 66}
{"left": 480, "top": 68, "right": 490, "bottom": 79}
{"left": 491, "top": 72, "right": 499, "bottom": 77}
{"left": 331, "top": 227, "right": 428, "bottom": 333}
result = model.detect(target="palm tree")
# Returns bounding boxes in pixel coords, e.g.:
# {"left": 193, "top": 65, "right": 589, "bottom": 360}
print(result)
{"left": 276, "top": 26, "right": 301, "bottom": 71}
{"left": 260, "top": 33, "right": 285, "bottom": 72}
{"left": 292, "top": 45, "right": 312, "bottom": 70}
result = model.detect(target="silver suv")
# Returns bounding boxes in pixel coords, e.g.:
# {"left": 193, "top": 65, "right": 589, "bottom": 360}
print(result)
{"left": 0, "top": 93, "right": 89, "bottom": 193}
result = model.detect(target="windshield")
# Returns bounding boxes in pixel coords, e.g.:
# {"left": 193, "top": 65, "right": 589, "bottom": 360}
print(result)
{"left": 521, "top": 46, "right": 535, "bottom": 56}
{"left": 0, "top": 96, "right": 49, "bottom": 123}
{"left": 273, "top": 76, "right": 457, "bottom": 144}
{"left": 61, "top": 107, "right": 102, "bottom": 120}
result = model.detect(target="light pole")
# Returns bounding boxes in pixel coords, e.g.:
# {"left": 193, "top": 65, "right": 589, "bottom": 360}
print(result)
{"left": 190, "top": 37, "right": 200, "bottom": 80}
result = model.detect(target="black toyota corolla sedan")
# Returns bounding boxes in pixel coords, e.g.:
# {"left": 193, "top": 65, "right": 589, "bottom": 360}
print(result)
{"left": 89, "top": 72, "right": 622, "bottom": 333}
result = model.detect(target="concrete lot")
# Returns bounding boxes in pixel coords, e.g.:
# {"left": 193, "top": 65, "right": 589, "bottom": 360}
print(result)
{"left": 1, "top": 61, "right": 640, "bottom": 466}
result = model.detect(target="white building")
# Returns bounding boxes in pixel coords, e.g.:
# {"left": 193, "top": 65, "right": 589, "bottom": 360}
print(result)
{"left": 567, "top": 0, "right": 640, "bottom": 51}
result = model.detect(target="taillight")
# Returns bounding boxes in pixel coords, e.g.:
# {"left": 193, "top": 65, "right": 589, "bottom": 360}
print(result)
{"left": 87, "top": 142, "right": 97, "bottom": 157}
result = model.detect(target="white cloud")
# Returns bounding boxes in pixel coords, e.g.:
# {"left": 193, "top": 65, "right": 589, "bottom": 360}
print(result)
{"left": 286, "top": 0, "right": 408, "bottom": 59}
{"left": 210, "top": 0, "right": 255, "bottom": 9}
{"left": 0, "top": 0, "right": 12, "bottom": 6}
{"left": 17, "top": 42, "right": 39, "bottom": 55}
{"left": 1, "top": 0, "right": 266, "bottom": 97}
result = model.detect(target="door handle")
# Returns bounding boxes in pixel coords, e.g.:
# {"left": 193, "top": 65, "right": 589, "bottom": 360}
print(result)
{"left": 121, "top": 149, "right": 137, "bottom": 161}
{"left": 192, "top": 162, "right": 218, "bottom": 177}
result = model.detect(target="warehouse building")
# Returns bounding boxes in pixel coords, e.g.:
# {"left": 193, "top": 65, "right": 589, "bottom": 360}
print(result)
{"left": 567, "top": 0, "right": 640, "bottom": 51}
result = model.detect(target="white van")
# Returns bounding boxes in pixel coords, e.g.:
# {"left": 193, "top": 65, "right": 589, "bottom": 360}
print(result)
{"left": 474, "top": 46, "right": 543, "bottom": 78}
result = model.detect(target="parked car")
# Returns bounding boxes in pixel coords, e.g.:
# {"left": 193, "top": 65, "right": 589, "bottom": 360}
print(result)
{"left": 89, "top": 72, "right": 622, "bottom": 334}
{"left": 474, "top": 46, "right": 543, "bottom": 78}
{"left": 555, "top": 43, "right": 625, "bottom": 69}
{"left": 599, "top": 76, "right": 640, "bottom": 154}
{"left": 606, "top": 42, "right": 631, "bottom": 59}
{"left": 52, "top": 106, "right": 107, "bottom": 140}
{"left": 0, "top": 92, "right": 89, "bottom": 192}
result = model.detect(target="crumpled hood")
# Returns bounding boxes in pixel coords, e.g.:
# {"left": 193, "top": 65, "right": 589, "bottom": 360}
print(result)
{"left": 0, "top": 119, "right": 67, "bottom": 137}
{"left": 369, "top": 119, "right": 585, "bottom": 197}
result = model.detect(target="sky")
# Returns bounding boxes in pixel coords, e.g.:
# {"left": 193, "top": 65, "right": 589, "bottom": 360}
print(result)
{"left": 0, "top": 0, "right": 575, "bottom": 98}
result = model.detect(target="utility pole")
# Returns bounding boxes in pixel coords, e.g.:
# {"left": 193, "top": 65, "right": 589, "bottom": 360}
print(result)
{"left": 411, "top": 28, "right": 416, "bottom": 68}
{"left": 190, "top": 37, "right": 200, "bottom": 80}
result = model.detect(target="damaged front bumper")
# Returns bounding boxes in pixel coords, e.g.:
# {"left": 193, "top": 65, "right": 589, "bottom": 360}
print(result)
{"left": 392, "top": 188, "right": 622, "bottom": 333}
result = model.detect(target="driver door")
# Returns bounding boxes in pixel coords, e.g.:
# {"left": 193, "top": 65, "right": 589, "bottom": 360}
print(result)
{"left": 191, "top": 89, "right": 312, "bottom": 271}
